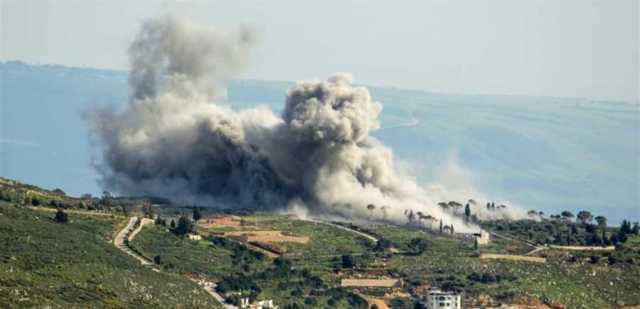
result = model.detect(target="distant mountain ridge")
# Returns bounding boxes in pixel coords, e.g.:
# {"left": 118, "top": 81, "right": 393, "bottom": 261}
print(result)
{"left": 1, "top": 61, "right": 638, "bottom": 223}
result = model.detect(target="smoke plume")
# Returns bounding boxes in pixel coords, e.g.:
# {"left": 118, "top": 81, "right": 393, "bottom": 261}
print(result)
{"left": 90, "top": 16, "right": 520, "bottom": 231}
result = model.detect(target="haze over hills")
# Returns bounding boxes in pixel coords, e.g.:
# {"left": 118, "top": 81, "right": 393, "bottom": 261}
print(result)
{"left": 0, "top": 61, "right": 638, "bottom": 223}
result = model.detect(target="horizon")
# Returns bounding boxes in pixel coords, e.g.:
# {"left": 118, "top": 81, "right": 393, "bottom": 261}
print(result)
{"left": 1, "top": 3, "right": 639, "bottom": 308}
{"left": 3, "top": 59, "right": 638, "bottom": 104}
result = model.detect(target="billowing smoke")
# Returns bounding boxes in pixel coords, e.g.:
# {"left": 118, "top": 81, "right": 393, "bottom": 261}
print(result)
{"left": 90, "top": 16, "right": 522, "bottom": 232}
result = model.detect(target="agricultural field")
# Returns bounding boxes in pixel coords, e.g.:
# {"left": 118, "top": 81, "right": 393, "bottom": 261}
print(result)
{"left": 131, "top": 213, "right": 376, "bottom": 308}
{"left": 1, "top": 178, "right": 639, "bottom": 309}
{"left": 0, "top": 202, "right": 222, "bottom": 308}
{"left": 368, "top": 222, "right": 640, "bottom": 308}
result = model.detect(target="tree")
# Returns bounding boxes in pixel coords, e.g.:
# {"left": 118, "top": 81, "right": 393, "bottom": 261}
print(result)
{"left": 620, "top": 220, "right": 632, "bottom": 234}
{"left": 142, "top": 203, "right": 154, "bottom": 218}
{"left": 595, "top": 216, "right": 607, "bottom": 243}
{"left": 54, "top": 209, "right": 68, "bottom": 223}
{"left": 192, "top": 207, "right": 202, "bottom": 222}
{"left": 366, "top": 204, "right": 375, "bottom": 219}
{"left": 405, "top": 210, "right": 416, "bottom": 225}
{"left": 438, "top": 202, "right": 449, "bottom": 211}
{"left": 577, "top": 210, "right": 593, "bottom": 225}
{"left": 170, "top": 219, "right": 176, "bottom": 229}
{"left": 341, "top": 254, "right": 355, "bottom": 268}
{"left": 373, "top": 238, "right": 392, "bottom": 252}
{"left": 155, "top": 216, "right": 166, "bottom": 226}
{"left": 379, "top": 205, "right": 388, "bottom": 221}
{"left": 464, "top": 204, "right": 471, "bottom": 219}
{"left": 174, "top": 216, "right": 194, "bottom": 236}
{"left": 31, "top": 197, "right": 41, "bottom": 206}
{"left": 439, "top": 219, "right": 443, "bottom": 234}
{"left": 153, "top": 255, "right": 162, "bottom": 264}
{"left": 561, "top": 211, "right": 574, "bottom": 221}
{"left": 416, "top": 211, "right": 425, "bottom": 227}
{"left": 408, "top": 238, "right": 428, "bottom": 255}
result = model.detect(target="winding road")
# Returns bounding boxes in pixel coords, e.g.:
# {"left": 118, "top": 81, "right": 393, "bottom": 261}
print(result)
{"left": 113, "top": 216, "right": 237, "bottom": 309}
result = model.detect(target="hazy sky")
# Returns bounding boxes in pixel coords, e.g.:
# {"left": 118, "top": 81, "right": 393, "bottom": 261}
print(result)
{"left": 1, "top": 0, "right": 638, "bottom": 100}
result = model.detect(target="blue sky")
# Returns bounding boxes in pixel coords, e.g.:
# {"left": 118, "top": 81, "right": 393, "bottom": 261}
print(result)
{"left": 1, "top": 0, "right": 638, "bottom": 101}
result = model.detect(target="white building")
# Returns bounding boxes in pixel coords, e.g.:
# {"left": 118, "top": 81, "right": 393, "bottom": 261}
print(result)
{"left": 240, "top": 298, "right": 278, "bottom": 309}
{"left": 425, "top": 289, "right": 461, "bottom": 309}
{"left": 187, "top": 233, "right": 202, "bottom": 241}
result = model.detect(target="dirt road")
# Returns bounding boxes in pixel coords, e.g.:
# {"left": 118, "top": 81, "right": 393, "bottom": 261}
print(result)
{"left": 28, "top": 206, "right": 122, "bottom": 217}
{"left": 548, "top": 245, "right": 615, "bottom": 251}
{"left": 480, "top": 253, "right": 546, "bottom": 263}
{"left": 113, "top": 217, "right": 237, "bottom": 309}
{"left": 113, "top": 217, "right": 155, "bottom": 267}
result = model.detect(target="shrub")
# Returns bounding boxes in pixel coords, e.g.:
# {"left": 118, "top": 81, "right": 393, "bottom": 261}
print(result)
{"left": 54, "top": 209, "right": 68, "bottom": 223}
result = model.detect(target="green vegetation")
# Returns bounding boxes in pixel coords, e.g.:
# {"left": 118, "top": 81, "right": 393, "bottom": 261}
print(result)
{"left": 1, "top": 178, "right": 638, "bottom": 308}
{"left": 130, "top": 224, "right": 269, "bottom": 279}
{"left": 0, "top": 203, "right": 221, "bottom": 308}
{"left": 216, "top": 257, "right": 368, "bottom": 309}
{"left": 481, "top": 216, "right": 637, "bottom": 247}
{"left": 0, "top": 177, "right": 165, "bottom": 216}
{"left": 370, "top": 221, "right": 640, "bottom": 308}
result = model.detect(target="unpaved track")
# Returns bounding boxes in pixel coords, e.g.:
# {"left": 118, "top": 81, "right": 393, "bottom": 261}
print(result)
{"left": 28, "top": 206, "right": 121, "bottom": 217}
{"left": 549, "top": 245, "right": 614, "bottom": 251}
{"left": 307, "top": 220, "right": 379, "bottom": 242}
{"left": 114, "top": 216, "right": 237, "bottom": 309}
{"left": 480, "top": 253, "right": 546, "bottom": 263}
{"left": 113, "top": 217, "right": 155, "bottom": 266}
{"left": 490, "top": 231, "right": 548, "bottom": 256}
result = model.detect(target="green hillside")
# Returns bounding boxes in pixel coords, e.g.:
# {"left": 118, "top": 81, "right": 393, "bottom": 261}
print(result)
{"left": 0, "top": 177, "right": 639, "bottom": 308}
{"left": 0, "top": 203, "right": 222, "bottom": 308}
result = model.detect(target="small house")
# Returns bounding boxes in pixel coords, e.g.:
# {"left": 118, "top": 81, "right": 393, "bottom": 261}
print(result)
{"left": 424, "top": 288, "right": 461, "bottom": 309}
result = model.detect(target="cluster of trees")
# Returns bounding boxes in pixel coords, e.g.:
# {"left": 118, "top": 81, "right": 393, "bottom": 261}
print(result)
{"left": 0, "top": 186, "right": 153, "bottom": 216}
{"left": 483, "top": 210, "right": 639, "bottom": 247}
{"left": 155, "top": 215, "right": 195, "bottom": 236}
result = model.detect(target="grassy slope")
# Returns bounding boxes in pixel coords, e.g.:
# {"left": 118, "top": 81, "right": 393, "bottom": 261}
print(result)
{"left": 131, "top": 215, "right": 374, "bottom": 308}
{"left": 130, "top": 224, "right": 270, "bottom": 279}
{"left": 374, "top": 223, "right": 640, "bottom": 308}
{"left": 128, "top": 212, "right": 640, "bottom": 308}
{"left": 0, "top": 203, "right": 222, "bottom": 309}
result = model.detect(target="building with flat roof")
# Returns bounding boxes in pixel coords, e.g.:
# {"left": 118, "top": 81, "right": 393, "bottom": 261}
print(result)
{"left": 424, "top": 289, "right": 461, "bottom": 309}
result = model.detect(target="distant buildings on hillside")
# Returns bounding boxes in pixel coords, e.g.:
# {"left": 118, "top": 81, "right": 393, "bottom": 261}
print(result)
{"left": 240, "top": 298, "right": 278, "bottom": 309}
{"left": 460, "top": 230, "right": 491, "bottom": 245}
{"left": 424, "top": 288, "right": 462, "bottom": 309}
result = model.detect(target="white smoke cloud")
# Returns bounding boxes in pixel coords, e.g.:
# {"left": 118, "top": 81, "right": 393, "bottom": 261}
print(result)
{"left": 89, "top": 16, "right": 523, "bottom": 232}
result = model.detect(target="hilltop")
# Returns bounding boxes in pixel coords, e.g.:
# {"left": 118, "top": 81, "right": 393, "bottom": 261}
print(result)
{"left": 1, "top": 177, "right": 639, "bottom": 308}
{"left": 2, "top": 61, "right": 639, "bottom": 223}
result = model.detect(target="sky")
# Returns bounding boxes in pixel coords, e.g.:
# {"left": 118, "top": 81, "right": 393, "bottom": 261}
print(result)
{"left": 1, "top": 0, "right": 638, "bottom": 101}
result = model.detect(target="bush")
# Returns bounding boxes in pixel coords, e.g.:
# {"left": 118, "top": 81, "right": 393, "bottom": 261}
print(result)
{"left": 54, "top": 209, "right": 68, "bottom": 223}
{"left": 173, "top": 216, "right": 194, "bottom": 236}
{"left": 341, "top": 254, "right": 355, "bottom": 268}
